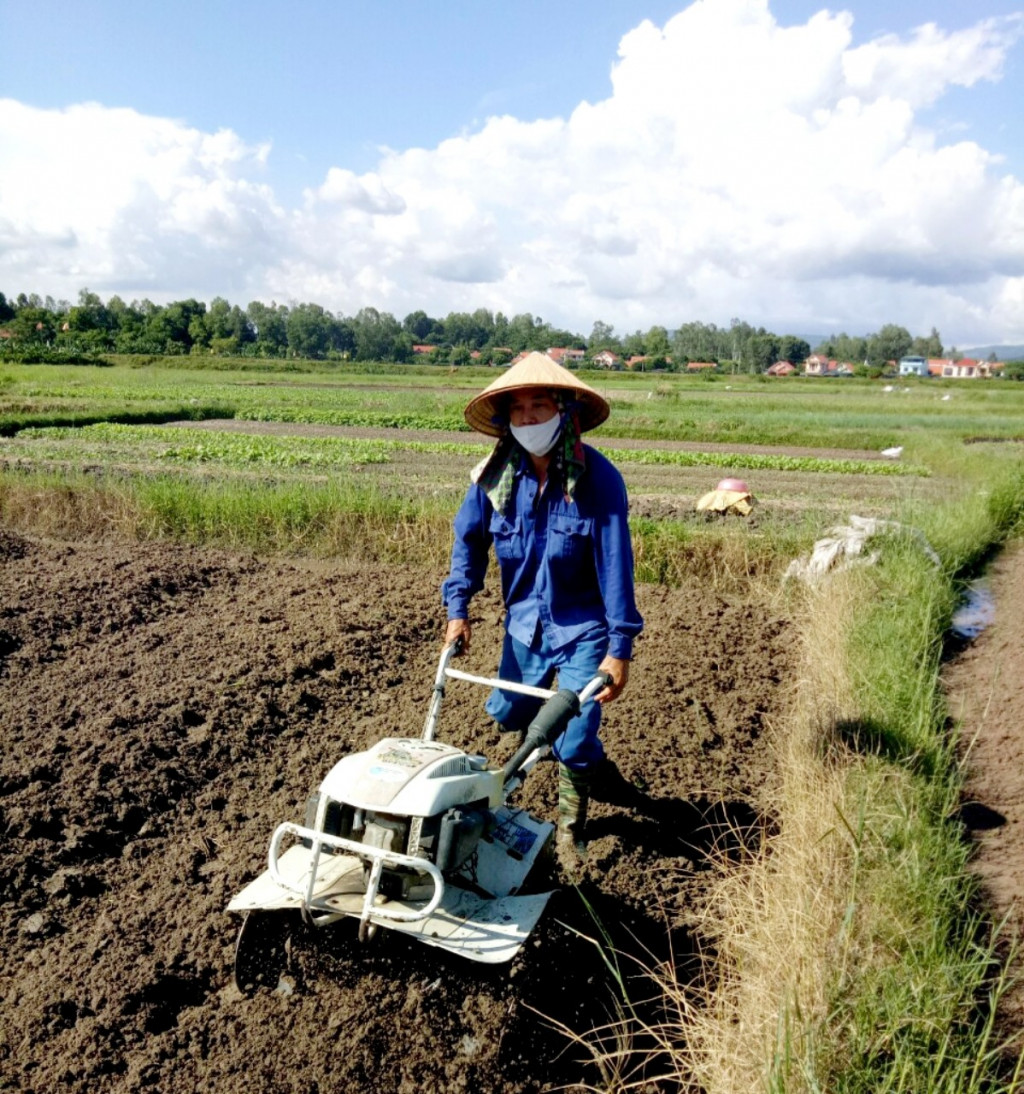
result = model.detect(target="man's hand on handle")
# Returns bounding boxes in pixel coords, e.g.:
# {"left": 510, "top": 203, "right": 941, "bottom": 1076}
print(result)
{"left": 444, "top": 618, "right": 472, "bottom": 654}
{"left": 596, "top": 655, "right": 629, "bottom": 704}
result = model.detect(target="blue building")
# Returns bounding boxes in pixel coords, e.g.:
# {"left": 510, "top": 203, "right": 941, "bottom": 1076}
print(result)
{"left": 898, "top": 355, "right": 928, "bottom": 377}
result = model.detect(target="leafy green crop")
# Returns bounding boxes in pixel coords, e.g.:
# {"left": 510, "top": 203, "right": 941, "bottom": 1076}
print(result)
{"left": 235, "top": 407, "right": 468, "bottom": 430}
{"left": 599, "top": 445, "right": 927, "bottom": 476}
{"left": 13, "top": 423, "right": 390, "bottom": 469}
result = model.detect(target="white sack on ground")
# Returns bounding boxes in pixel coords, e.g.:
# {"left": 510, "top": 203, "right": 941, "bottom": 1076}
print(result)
{"left": 784, "top": 515, "right": 940, "bottom": 584}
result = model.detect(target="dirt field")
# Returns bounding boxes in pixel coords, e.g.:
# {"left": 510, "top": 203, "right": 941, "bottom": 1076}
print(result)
{"left": 0, "top": 529, "right": 791, "bottom": 1093}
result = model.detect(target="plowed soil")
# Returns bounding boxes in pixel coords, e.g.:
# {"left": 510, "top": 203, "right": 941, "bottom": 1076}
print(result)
{"left": 0, "top": 529, "right": 791, "bottom": 1093}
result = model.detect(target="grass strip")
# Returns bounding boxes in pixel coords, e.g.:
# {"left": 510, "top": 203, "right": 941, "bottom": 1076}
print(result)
{"left": 574, "top": 459, "right": 1024, "bottom": 1092}
{"left": 0, "top": 403, "right": 235, "bottom": 436}
{"left": 0, "top": 464, "right": 814, "bottom": 590}
{"left": 800, "top": 473, "right": 1024, "bottom": 1091}
{"left": 0, "top": 468, "right": 456, "bottom": 567}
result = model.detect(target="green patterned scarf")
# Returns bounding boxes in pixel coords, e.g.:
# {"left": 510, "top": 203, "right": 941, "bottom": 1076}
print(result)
{"left": 471, "top": 395, "right": 586, "bottom": 514}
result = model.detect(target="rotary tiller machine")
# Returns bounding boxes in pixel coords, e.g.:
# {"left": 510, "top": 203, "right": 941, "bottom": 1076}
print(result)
{"left": 227, "top": 641, "right": 608, "bottom": 992}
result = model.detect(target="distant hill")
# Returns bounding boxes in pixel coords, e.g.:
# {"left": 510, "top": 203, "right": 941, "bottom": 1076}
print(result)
{"left": 961, "top": 344, "right": 1024, "bottom": 360}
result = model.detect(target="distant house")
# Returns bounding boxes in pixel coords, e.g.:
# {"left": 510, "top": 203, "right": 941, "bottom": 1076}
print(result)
{"left": 899, "top": 355, "right": 929, "bottom": 377}
{"left": 767, "top": 360, "right": 796, "bottom": 376}
{"left": 626, "top": 354, "right": 672, "bottom": 370}
{"left": 940, "top": 357, "right": 1003, "bottom": 378}
{"left": 412, "top": 344, "right": 436, "bottom": 355}
{"left": 927, "top": 359, "right": 950, "bottom": 376}
{"left": 591, "top": 349, "right": 622, "bottom": 369}
{"left": 804, "top": 355, "right": 854, "bottom": 377}
{"left": 546, "top": 347, "right": 586, "bottom": 365}
{"left": 686, "top": 361, "right": 717, "bottom": 372}
{"left": 803, "top": 354, "right": 833, "bottom": 375}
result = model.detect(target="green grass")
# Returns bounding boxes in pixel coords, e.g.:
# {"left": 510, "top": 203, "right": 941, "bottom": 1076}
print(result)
{"left": 786, "top": 458, "right": 1024, "bottom": 1091}
{"left": 133, "top": 475, "right": 454, "bottom": 561}
{"left": 0, "top": 467, "right": 457, "bottom": 564}
{"left": 5, "top": 362, "right": 1024, "bottom": 453}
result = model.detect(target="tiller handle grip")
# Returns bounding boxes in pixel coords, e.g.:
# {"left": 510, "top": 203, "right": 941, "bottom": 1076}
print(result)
{"left": 501, "top": 672, "right": 611, "bottom": 785}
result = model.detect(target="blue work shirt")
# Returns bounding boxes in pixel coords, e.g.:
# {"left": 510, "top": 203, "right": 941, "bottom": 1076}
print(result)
{"left": 442, "top": 445, "right": 643, "bottom": 661}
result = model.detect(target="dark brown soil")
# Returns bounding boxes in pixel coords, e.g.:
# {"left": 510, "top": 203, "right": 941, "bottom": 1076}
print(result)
{"left": 0, "top": 529, "right": 790, "bottom": 1093}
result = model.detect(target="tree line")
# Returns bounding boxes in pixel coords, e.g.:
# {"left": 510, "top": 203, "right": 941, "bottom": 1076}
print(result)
{"left": 0, "top": 289, "right": 953, "bottom": 373}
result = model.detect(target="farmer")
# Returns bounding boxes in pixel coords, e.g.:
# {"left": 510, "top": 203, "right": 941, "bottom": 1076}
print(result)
{"left": 442, "top": 351, "right": 643, "bottom": 870}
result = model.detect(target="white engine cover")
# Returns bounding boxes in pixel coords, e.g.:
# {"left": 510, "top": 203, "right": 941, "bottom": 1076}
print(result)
{"left": 319, "top": 737, "right": 503, "bottom": 816}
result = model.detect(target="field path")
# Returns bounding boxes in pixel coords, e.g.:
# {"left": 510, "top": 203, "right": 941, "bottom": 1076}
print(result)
{"left": 945, "top": 541, "right": 1024, "bottom": 1034}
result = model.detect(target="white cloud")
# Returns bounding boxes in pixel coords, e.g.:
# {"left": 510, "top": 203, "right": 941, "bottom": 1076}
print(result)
{"left": 0, "top": 98, "right": 283, "bottom": 299}
{"left": 1, "top": 1, "right": 1023, "bottom": 344}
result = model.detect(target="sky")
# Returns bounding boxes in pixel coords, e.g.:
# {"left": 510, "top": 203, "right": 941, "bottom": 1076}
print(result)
{"left": 2, "top": 0, "right": 1024, "bottom": 349}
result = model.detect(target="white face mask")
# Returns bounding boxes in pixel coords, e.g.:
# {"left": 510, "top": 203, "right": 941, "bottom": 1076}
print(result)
{"left": 510, "top": 414, "right": 563, "bottom": 456}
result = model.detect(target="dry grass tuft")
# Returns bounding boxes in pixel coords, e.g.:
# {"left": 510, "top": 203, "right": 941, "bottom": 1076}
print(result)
{"left": 0, "top": 471, "right": 141, "bottom": 542}
{"left": 572, "top": 576, "right": 861, "bottom": 1092}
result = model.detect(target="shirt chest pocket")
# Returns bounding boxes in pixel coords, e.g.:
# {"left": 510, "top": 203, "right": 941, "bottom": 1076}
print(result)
{"left": 488, "top": 512, "right": 523, "bottom": 560}
{"left": 548, "top": 513, "right": 594, "bottom": 561}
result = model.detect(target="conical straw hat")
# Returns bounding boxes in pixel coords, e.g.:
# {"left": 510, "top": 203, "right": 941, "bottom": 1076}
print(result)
{"left": 464, "top": 352, "right": 610, "bottom": 436}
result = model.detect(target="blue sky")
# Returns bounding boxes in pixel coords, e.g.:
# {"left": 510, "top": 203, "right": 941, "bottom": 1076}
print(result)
{"left": 2, "top": 0, "right": 1023, "bottom": 346}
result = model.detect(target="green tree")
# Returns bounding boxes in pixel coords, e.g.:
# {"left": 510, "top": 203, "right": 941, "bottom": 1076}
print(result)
{"left": 816, "top": 332, "right": 869, "bottom": 364}
{"left": 645, "top": 325, "right": 671, "bottom": 359}
{"left": 506, "top": 313, "right": 541, "bottom": 352}
{"left": 673, "top": 321, "right": 724, "bottom": 363}
{"left": 910, "top": 327, "right": 943, "bottom": 358}
{"left": 403, "top": 310, "right": 438, "bottom": 342}
{"left": 492, "top": 311, "right": 510, "bottom": 347}
{"left": 588, "top": 320, "right": 617, "bottom": 351}
{"left": 286, "top": 302, "right": 335, "bottom": 359}
{"left": 838, "top": 333, "right": 868, "bottom": 364}
{"left": 147, "top": 299, "right": 206, "bottom": 353}
{"left": 247, "top": 301, "right": 289, "bottom": 356}
{"left": 620, "top": 331, "right": 646, "bottom": 358}
{"left": 65, "top": 289, "right": 112, "bottom": 337}
{"left": 197, "top": 297, "right": 254, "bottom": 354}
{"left": 868, "top": 324, "right": 913, "bottom": 367}
{"left": 443, "top": 310, "right": 492, "bottom": 349}
{"left": 9, "top": 307, "right": 56, "bottom": 343}
{"left": 745, "top": 332, "right": 779, "bottom": 373}
{"left": 777, "top": 335, "right": 810, "bottom": 365}
{"left": 352, "top": 307, "right": 406, "bottom": 361}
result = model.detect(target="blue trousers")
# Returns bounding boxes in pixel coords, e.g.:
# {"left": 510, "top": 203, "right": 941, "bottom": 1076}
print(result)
{"left": 485, "top": 626, "right": 607, "bottom": 771}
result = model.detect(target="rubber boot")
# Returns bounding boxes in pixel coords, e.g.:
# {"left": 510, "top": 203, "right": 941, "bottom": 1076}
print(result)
{"left": 556, "top": 763, "right": 591, "bottom": 879}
